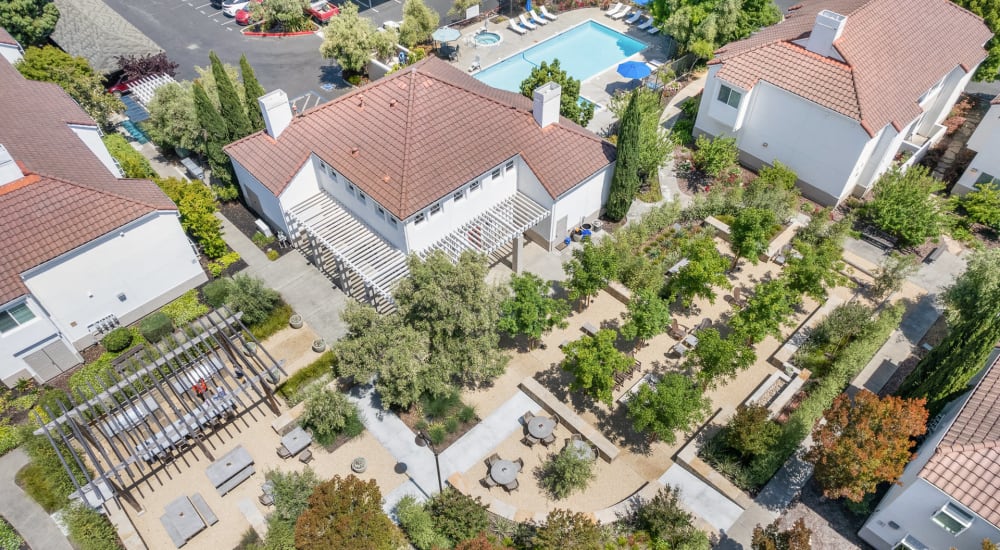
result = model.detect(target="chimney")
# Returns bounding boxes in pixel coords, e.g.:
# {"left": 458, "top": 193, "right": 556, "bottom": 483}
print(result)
{"left": 533, "top": 82, "right": 562, "bottom": 128}
{"left": 0, "top": 145, "right": 24, "bottom": 187}
{"left": 805, "top": 10, "right": 847, "bottom": 58}
{"left": 258, "top": 89, "right": 293, "bottom": 139}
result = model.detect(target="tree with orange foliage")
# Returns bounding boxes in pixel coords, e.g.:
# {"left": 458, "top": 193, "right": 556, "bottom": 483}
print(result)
{"left": 751, "top": 518, "right": 812, "bottom": 550}
{"left": 454, "top": 532, "right": 513, "bottom": 550}
{"left": 806, "top": 390, "right": 928, "bottom": 502}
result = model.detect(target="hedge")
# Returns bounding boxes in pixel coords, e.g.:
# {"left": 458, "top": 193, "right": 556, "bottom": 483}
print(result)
{"left": 248, "top": 302, "right": 293, "bottom": 341}
{"left": 140, "top": 312, "right": 174, "bottom": 343}
{"left": 277, "top": 351, "right": 336, "bottom": 404}
{"left": 64, "top": 503, "right": 123, "bottom": 550}
{"left": 101, "top": 327, "right": 133, "bottom": 353}
{"left": 102, "top": 134, "right": 156, "bottom": 179}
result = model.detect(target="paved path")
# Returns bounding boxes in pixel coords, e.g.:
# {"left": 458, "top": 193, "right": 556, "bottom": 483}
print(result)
{"left": 0, "top": 449, "right": 73, "bottom": 550}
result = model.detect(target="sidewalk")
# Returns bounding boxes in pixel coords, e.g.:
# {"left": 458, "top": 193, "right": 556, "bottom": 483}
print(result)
{"left": 0, "top": 449, "right": 73, "bottom": 550}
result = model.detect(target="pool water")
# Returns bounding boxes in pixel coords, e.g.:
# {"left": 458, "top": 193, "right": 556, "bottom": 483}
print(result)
{"left": 474, "top": 20, "right": 646, "bottom": 92}
{"left": 474, "top": 31, "right": 502, "bottom": 46}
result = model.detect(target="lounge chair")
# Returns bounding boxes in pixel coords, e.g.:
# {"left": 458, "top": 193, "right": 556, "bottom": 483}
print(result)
{"left": 530, "top": 9, "right": 548, "bottom": 25}
{"left": 519, "top": 13, "right": 537, "bottom": 30}
{"left": 541, "top": 5, "right": 558, "bottom": 20}
{"left": 625, "top": 10, "right": 643, "bottom": 24}
{"left": 605, "top": 2, "right": 623, "bottom": 16}
{"left": 508, "top": 20, "right": 527, "bottom": 35}
{"left": 481, "top": 476, "right": 498, "bottom": 488}
{"left": 276, "top": 445, "right": 291, "bottom": 459}
{"left": 669, "top": 319, "right": 685, "bottom": 340}
{"left": 647, "top": 26, "right": 660, "bottom": 34}
{"left": 469, "top": 55, "right": 481, "bottom": 72}
{"left": 486, "top": 453, "right": 501, "bottom": 467}
{"left": 504, "top": 479, "right": 520, "bottom": 492}
{"left": 636, "top": 15, "right": 653, "bottom": 30}
{"left": 298, "top": 449, "right": 313, "bottom": 464}
{"left": 611, "top": 7, "right": 631, "bottom": 20}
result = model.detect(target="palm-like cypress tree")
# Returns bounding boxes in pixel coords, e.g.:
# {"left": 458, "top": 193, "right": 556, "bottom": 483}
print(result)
{"left": 240, "top": 54, "right": 266, "bottom": 132}
{"left": 604, "top": 91, "right": 642, "bottom": 221}
{"left": 209, "top": 51, "right": 252, "bottom": 140}
{"left": 193, "top": 81, "right": 234, "bottom": 186}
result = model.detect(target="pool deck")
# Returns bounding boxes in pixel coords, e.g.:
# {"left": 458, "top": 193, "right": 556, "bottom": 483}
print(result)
{"left": 451, "top": 7, "right": 675, "bottom": 134}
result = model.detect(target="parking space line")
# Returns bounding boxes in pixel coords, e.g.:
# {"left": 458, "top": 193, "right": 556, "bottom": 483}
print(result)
{"left": 195, "top": 2, "right": 214, "bottom": 7}
{"left": 220, "top": 19, "right": 237, "bottom": 25}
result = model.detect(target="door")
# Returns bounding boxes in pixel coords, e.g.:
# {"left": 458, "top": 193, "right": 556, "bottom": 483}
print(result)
{"left": 22, "top": 338, "right": 81, "bottom": 382}
{"left": 555, "top": 216, "right": 568, "bottom": 241}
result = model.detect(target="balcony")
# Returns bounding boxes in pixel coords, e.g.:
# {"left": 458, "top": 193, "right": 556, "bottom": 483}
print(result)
{"left": 896, "top": 123, "right": 947, "bottom": 168}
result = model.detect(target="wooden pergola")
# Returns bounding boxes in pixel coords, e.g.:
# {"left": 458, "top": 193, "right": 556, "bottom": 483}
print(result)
{"left": 32, "top": 307, "right": 287, "bottom": 512}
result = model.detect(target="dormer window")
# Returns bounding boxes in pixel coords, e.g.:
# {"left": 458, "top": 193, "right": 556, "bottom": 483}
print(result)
{"left": 492, "top": 168, "right": 501, "bottom": 180}
{"left": 717, "top": 85, "right": 742, "bottom": 108}
{"left": 357, "top": 192, "right": 367, "bottom": 205}
{"left": 470, "top": 180, "right": 481, "bottom": 193}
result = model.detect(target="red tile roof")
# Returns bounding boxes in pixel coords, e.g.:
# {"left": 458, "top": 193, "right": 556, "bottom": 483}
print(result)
{"left": 224, "top": 57, "right": 616, "bottom": 219}
{"left": 920, "top": 353, "right": 1000, "bottom": 526}
{"left": 0, "top": 59, "right": 175, "bottom": 304}
{"left": 0, "top": 26, "right": 17, "bottom": 46}
{"left": 712, "top": 0, "right": 992, "bottom": 136}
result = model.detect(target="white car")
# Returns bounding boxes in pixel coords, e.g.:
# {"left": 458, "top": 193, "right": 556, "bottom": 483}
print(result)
{"left": 222, "top": 0, "right": 250, "bottom": 16}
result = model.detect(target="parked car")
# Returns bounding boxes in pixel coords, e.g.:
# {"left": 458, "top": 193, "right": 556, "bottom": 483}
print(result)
{"left": 306, "top": 0, "right": 339, "bottom": 24}
{"left": 222, "top": 0, "right": 250, "bottom": 16}
{"left": 235, "top": 0, "right": 262, "bottom": 24}
{"left": 210, "top": 0, "right": 223, "bottom": 8}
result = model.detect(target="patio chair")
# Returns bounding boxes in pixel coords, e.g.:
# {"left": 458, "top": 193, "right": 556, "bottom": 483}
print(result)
{"left": 570, "top": 433, "right": 584, "bottom": 442}
{"left": 696, "top": 318, "right": 712, "bottom": 331}
{"left": 625, "top": 10, "right": 643, "bottom": 24}
{"left": 508, "top": 20, "right": 527, "bottom": 35}
{"left": 469, "top": 55, "right": 481, "bottom": 72}
{"left": 486, "top": 453, "right": 501, "bottom": 467}
{"left": 669, "top": 319, "right": 685, "bottom": 340}
{"left": 514, "top": 457, "right": 525, "bottom": 470}
{"left": 552, "top": 416, "right": 559, "bottom": 426}
{"left": 611, "top": 7, "right": 631, "bottom": 20}
{"left": 519, "top": 13, "right": 537, "bottom": 30}
{"left": 523, "top": 435, "right": 539, "bottom": 447}
{"left": 504, "top": 479, "right": 520, "bottom": 492}
{"left": 542, "top": 434, "right": 556, "bottom": 446}
{"left": 530, "top": 9, "right": 548, "bottom": 25}
{"left": 259, "top": 493, "right": 274, "bottom": 506}
{"left": 523, "top": 410, "right": 535, "bottom": 423}
{"left": 605, "top": 2, "right": 623, "bottom": 16}
{"left": 541, "top": 5, "right": 558, "bottom": 20}
{"left": 481, "top": 476, "right": 498, "bottom": 488}
{"left": 298, "top": 449, "right": 313, "bottom": 464}
{"left": 276, "top": 445, "right": 291, "bottom": 459}
{"left": 636, "top": 16, "right": 653, "bottom": 30}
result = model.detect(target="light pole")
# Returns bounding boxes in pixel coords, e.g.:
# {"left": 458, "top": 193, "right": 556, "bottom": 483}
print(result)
{"left": 414, "top": 430, "right": 443, "bottom": 493}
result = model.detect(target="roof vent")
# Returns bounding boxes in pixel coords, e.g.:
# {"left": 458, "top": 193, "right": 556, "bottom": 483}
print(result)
{"left": 389, "top": 98, "right": 397, "bottom": 107}
{"left": 805, "top": 10, "right": 847, "bottom": 59}
{"left": 358, "top": 95, "right": 365, "bottom": 108}
{"left": 0, "top": 144, "right": 24, "bottom": 187}
{"left": 383, "top": 174, "right": 391, "bottom": 183}
{"left": 351, "top": 147, "right": 359, "bottom": 157}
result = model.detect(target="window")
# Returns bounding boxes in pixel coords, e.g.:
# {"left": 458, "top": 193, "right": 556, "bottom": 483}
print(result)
{"left": 346, "top": 183, "right": 355, "bottom": 197}
{"left": 388, "top": 216, "right": 398, "bottom": 228}
{"left": 453, "top": 190, "right": 465, "bottom": 202}
{"left": 976, "top": 172, "right": 999, "bottom": 186}
{"left": 414, "top": 212, "right": 426, "bottom": 225}
{"left": 505, "top": 160, "right": 515, "bottom": 172}
{"left": 429, "top": 203, "right": 442, "bottom": 217}
{"left": 717, "top": 84, "right": 742, "bottom": 108}
{"left": 492, "top": 168, "right": 501, "bottom": 180}
{"left": 932, "top": 503, "right": 975, "bottom": 535}
{"left": 375, "top": 205, "right": 385, "bottom": 220}
{"left": 357, "top": 192, "right": 367, "bottom": 205}
{"left": 894, "top": 535, "right": 930, "bottom": 550}
{"left": 0, "top": 303, "right": 35, "bottom": 334}
{"left": 470, "top": 180, "right": 481, "bottom": 193}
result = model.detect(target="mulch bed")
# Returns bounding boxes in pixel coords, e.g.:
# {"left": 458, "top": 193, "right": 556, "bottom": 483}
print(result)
{"left": 397, "top": 408, "right": 480, "bottom": 453}
{"left": 218, "top": 200, "right": 294, "bottom": 260}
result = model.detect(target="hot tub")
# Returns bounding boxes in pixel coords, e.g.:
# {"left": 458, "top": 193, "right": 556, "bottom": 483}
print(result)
{"left": 473, "top": 31, "right": 503, "bottom": 47}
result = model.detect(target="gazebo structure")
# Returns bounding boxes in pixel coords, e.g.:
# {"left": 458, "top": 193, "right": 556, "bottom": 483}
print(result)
{"left": 32, "top": 307, "right": 287, "bottom": 513}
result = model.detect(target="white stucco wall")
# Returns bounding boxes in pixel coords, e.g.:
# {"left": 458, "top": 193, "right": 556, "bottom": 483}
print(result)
{"left": 0, "top": 297, "right": 76, "bottom": 384}
{"left": 515, "top": 156, "right": 557, "bottom": 243}
{"left": 0, "top": 43, "right": 23, "bottom": 65}
{"left": 955, "top": 103, "right": 1000, "bottom": 195}
{"left": 549, "top": 166, "right": 613, "bottom": 240}
{"left": 22, "top": 212, "right": 206, "bottom": 347}
{"left": 311, "top": 157, "right": 407, "bottom": 250}
{"left": 70, "top": 125, "right": 122, "bottom": 178}
{"left": 232, "top": 158, "right": 290, "bottom": 236}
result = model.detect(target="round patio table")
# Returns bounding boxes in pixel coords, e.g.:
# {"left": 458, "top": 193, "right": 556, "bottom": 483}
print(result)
{"left": 527, "top": 416, "right": 556, "bottom": 439}
{"left": 566, "top": 439, "right": 596, "bottom": 461}
{"left": 490, "top": 460, "right": 519, "bottom": 485}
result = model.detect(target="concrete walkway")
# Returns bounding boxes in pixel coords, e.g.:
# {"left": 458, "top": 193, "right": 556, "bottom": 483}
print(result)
{"left": 0, "top": 449, "right": 73, "bottom": 550}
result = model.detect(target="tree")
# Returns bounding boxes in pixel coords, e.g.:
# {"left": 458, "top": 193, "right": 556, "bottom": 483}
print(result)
{"left": 952, "top": 0, "right": 999, "bottom": 80}
{"left": 455, "top": 533, "right": 511, "bottom": 550}
{"left": 723, "top": 404, "right": 781, "bottom": 460}
{"left": 866, "top": 166, "right": 945, "bottom": 247}
{"left": 962, "top": 180, "right": 1000, "bottom": 228}
{"left": 116, "top": 52, "right": 179, "bottom": 80}
{"left": 399, "top": 0, "right": 439, "bottom": 47}
{"left": 252, "top": 0, "right": 311, "bottom": 31}
{"left": 448, "top": 0, "right": 480, "bottom": 17}
{"left": 498, "top": 273, "right": 570, "bottom": 348}
{"left": 225, "top": 274, "right": 280, "bottom": 325}
{"left": 240, "top": 54, "right": 267, "bottom": 132}
{"left": 784, "top": 221, "right": 848, "bottom": 300}
{"left": 729, "top": 279, "right": 799, "bottom": 344}
{"left": 744, "top": 161, "right": 800, "bottom": 221}
{"left": 16, "top": 46, "right": 123, "bottom": 127}
{"left": 664, "top": 232, "right": 731, "bottom": 307}
{"left": 426, "top": 489, "right": 490, "bottom": 545}
{"left": 102, "top": 134, "right": 156, "bottom": 178}
{"left": 294, "top": 475, "right": 404, "bottom": 550}
{"left": 154, "top": 177, "right": 229, "bottom": 258}
{"left": 693, "top": 135, "right": 737, "bottom": 177}
{"left": 870, "top": 252, "right": 918, "bottom": 302}
{"left": 806, "top": 391, "right": 928, "bottom": 502}
{"left": 395, "top": 251, "right": 508, "bottom": 386}
{"left": 621, "top": 288, "right": 672, "bottom": 348}
{"left": 751, "top": 518, "right": 812, "bottom": 550}
{"left": 0, "top": 0, "right": 58, "bottom": 46}
{"left": 636, "top": 486, "right": 711, "bottom": 549}
{"left": 610, "top": 87, "right": 673, "bottom": 184}
{"left": 685, "top": 328, "right": 756, "bottom": 388}
{"left": 146, "top": 82, "right": 203, "bottom": 155}
{"left": 299, "top": 387, "right": 360, "bottom": 445}
{"left": 209, "top": 51, "right": 253, "bottom": 140}
{"left": 532, "top": 509, "right": 603, "bottom": 550}
{"left": 396, "top": 496, "right": 451, "bottom": 550}
{"left": 319, "top": 2, "right": 384, "bottom": 73}
{"left": 267, "top": 468, "right": 321, "bottom": 528}
{"left": 605, "top": 90, "right": 643, "bottom": 221}
{"left": 192, "top": 80, "right": 234, "bottom": 186}
{"left": 561, "top": 329, "right": 633, "bottom": 405}
{"left": 519, "top": 60, "right": 594, "bottom": 127}
{"left": 627, "top": 373, "right": 711, "bottom": 444}
{"left": 563, "top": 241, "right": 618, "bottom": 308}
{"left": 540, "top": 446, "right": 596, "bottom": 499}
{"left": 730, "top": 207, "right": 777, "bottom": 270}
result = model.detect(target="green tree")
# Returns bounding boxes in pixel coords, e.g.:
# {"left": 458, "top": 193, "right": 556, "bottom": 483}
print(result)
{"left": 784, "top": 221, "right": 848, "bottom": 300}
{"left": 686, "top": 328, "right": 756, "bottom": 388}
{"left": 664, "top": 232, "right": 731, "bottom": 307}
{"left": 145, "top": 82, "right": 203, "bottom": 155}
{"left": 563, "top": 241, "right": 618, "bottom": 308}
{"left": 951, "top": 0, "right": 999, "bottom": 80}
{"left": 426, "top": 489, "right": 490, "bottom": 545}
{"left": 319, "top": 2, "right": 385, "bottom": 73}
{"left": 744, "top": 161, "right": 800, "bottom": 221}
{"left": 498, "top": 273, "right": 570, "bottom": 348}
{"left": 751, "top": 518, "right": 813, "bottom": 550}
{"left": 300, "top": 387, "right": 360, "bottom": 445}
{"left": 209, "top": 51, "right": 252, "bottom": 140}
{"left": 870, "top": 252, "right": 918, "bottom": 302}
{"left": 519, "top": 59, "right": 594, "bottom": 127}
{"left": 621, "top": 288, "right": 672, "bottom": 348}
{"left": 627, "top": 373, "right": 711, "bottom": 444}
{"left": 561, "top": 329, "right": 633, "bottom": 406}
{"left": 16, "top": 46, "right": 123, "bottom": 127}
{"left": 605, "top": 90, "right": 643, "bottom": 221}
{"left": 267, "top": 467, "right": 321, "bottom": 529}
{"left": 252, "top": 0, "right": 310, "bottom": 31}
{"left": 102, "top": 134, "right": 156, "bottom": 178}
{"left": 729, "top": 278, "right": 799, "bottom": 344}
{"left": 399, "top": 0, "right": 439, "bottom": 47}
{"left": 693, "top": 134, "right": 737, "bottom": 177}
{"left": 225, "top": 274, "right": 280, "bottom": 325}
{"left": 294, "top": 475, "right": 404, "bottom": 550}
{"left": 240, "top": 54, "right": 267, "bottom": 132}
{"left": 723, "top": 404, "right": 781, "bottom": 460}
{"left": 806, "top": 391, "right": 928, "bottom": 502}
{"left": 0, "top": 0, "right": 58, "bottom": 46}
{"left": 610, "top": 87, "right": 673, "bottom": 184}
{"left": 636, "top": 486, "right": 711, "bottom": 549}
{"left": 866, "top": 166, "right": 945, "bottom": 247}
{"left": 448, "top": 0, "right": 480, "bottom": 17}
{"left": 192, "top": 80, "right": 234, "bottom": 186}
{"left": 532, "top": 509, "right": 603, "bottom": 550}
{"left": 962, "top": 180, "right": 1000, "bottom": 228}
{"left": 396, "top": 496, "right": 450, "bottom": 550}
{"left": 730, "top": 207, "right": 777, "bottom": 270}
{"left": 395, "top": 251, "right": 508, "bottom": 386}
{"left": 540, "top": 446, "right": 596, "bottom": 499}
{"left": 154, "top": 177, "right": 229, "bottom": 258}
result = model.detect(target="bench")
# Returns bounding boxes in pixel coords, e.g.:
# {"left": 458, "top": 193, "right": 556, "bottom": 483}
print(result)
{"left": 519, "top": 377, "right": 619, "bottom": 462}
{"left": 861, "top": 231, "right": 894, "bottom": 250}
{"left": 581, "top": 322, "right": 599, "bottom": 336}
{"left": 190, "top": 493, "right": 218, "bottom": 526}
{"left": 926, "top": 246, "right": 944, "bottom": 263}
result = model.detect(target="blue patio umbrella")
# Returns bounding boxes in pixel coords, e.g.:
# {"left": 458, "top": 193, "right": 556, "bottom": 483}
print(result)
{"left": 526, "top": 0, "right": 532, "bottom": 12}
{"left": 634, "top": 0, "right": 650, "bottom": 5}
{"left": 617, "top": 60, "right": 652, "bottom": 80}
{"left": 431, "top": 26, "right": 461, "bottom": 42}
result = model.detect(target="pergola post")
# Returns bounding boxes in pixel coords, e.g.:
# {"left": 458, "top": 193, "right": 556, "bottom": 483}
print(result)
{"left": 512, "top": 233, "right": 524, "bottom": 273}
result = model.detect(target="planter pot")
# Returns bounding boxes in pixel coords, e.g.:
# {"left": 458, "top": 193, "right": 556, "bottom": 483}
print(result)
{"left": 289, "top": 314, "right": 303, "bottom": 329}
{"left": 571, "top": 232, "right": 582, "bottom": 242}
{"left": 243, "top": 342, "right": 257, "bottom": 356}
{"left": 351, "top": 457, "right": 367, "bottom": 473}
{"left": 266, "top": 367, "right": 281, "bottom": 384}
{"left": 582, "top": 223, "right": 593, "bottom": 231}
{"left": 312, "top": 338, "right": 326, "bottom": 353}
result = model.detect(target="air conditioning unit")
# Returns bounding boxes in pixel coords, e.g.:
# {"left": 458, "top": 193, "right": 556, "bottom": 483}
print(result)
{"left": 255, "top": 219, "right": 274, "bottom": 238}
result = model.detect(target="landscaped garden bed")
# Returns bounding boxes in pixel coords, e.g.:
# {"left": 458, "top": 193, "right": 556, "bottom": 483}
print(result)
{"left": 398, "top": 391, "right": 480, "bottom": 451}
{"left": 218, "top": 200, "right": 294, "bottom": 261}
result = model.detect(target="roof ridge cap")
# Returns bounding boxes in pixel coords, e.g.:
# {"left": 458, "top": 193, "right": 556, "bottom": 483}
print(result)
{"left": 398, "top": 68, "right": 418, "bottom": 215}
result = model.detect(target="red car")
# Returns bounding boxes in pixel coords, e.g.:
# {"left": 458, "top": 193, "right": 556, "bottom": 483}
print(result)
{"left": 306, "top": 1, "right": 339, "bottom": 24}
{"left": 235, "top": 0, "right": 262, "bottom": 25}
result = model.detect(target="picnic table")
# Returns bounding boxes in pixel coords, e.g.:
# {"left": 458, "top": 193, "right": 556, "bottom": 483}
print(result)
{"left": 490, "top": 459, "right": 520, "bottom": 485}
{"left": 526, "top": 416, "right": 556, "bottom": 440}
{"left": 683, "top": 334, "right": 699, "bottom": 348}
{"left": 160, "top": 495, "right": 205, "bottom": 548}
{"left": 281, "top": 426, "right": 313, "bottom": 456}
{"left": 206, "top": 445, "right": 254, "bottom": 496}
{"left": 668, "top": 258, "right": 690, "bottom": 275}
{"left": 566, "top": 439, "right": 596, "bottom": 461}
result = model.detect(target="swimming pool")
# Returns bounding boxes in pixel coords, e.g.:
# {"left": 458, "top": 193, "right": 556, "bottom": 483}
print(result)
{"left": 474, "top": 20, "right": 646, "bottom": 93}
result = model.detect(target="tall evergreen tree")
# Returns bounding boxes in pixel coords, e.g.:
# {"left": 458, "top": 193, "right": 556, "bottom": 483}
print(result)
{"left": 240, "top": 54, "right": 267, "bottom": 132}
{"left": 192, "top": 81, "right": 233, "bottom": 186}
{"left": 209, "top": 51, "right": 252, "bottom": 140}
{"left": 605, "top": 91, "right": 642, "bottom": 221}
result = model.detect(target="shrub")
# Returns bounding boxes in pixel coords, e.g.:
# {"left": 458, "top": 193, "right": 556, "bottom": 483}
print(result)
{"left": 252, "top": 231, "right": 275, "bottom": 248}
{"left": 139, "top": 312, "right": 174, "bottom": 343}
{"left": 64, "top": 503, "right": 122, "bottom": 550}
{"left": 249, "top": 302, "right": 294, "bottom": 341}
{"left": 427, "top": 423, "right": 446, "bottom": 445}
{"left": 0, "top": 517, "right": 22, "bottom": 550}
{"left": 0, "top": 422, "right": 24, "bottom": 456}
{"left": 693, "top": 135, "right": 738, "bottom": 177}
{"left": 268, "top": 468, "right": 321, "bottom": 527}
{"left": 444, "top": 417, "right": 459, "bottom": 433}
{"left": 226, "top": 274, "right": 280, "bottom": 326}
{"left": 300, "top": 388, "right": 362, "bottom": 445}
{"left": 202, "top": 278, "right": 233, "bottom": 308}
{"left": 636, "top": 486, "right": 710, "bottom": 549}
{"left": 17, "top": 425, "right": 87, "bottom": 512}
{"left": 294, "top": 476, "right": 403, "bottom": 549}
{"left": 154, "top": 177, "right": 228, "bottom": 259}
{"left": 426, "top": 489, "right": 489, "bottom": 546}
{"left": 540, "top": 446, "right": 595, "bottom": 499}
{"left": 101, "top": 327, "right": 133, "bottom": 353}
{"left": 214, "top": 183, "right": 240, "bottom": 202}
{"left": 277, "top": 351, "right": 336, "bottom": 404}
{"left": 865, "top": 166, "right": 945, "bottom": 247}
{"left": 102, "top": 134, "right": 156, "bottom": 179}
{"left": 266, "top": 249, "right": 279, "bottom": 261}
{"left": 160, "top": 289, "right": 209, "bottom": 325}
{"left": 207, "top": 251, "right": 242, "bottom": 278}
{"left": 457, "top": 405, "right": 477, "bottom": 423}
{"left": 722, "top": 404, "right": 781, "bottom": 460}
{"left": 671, "top": 118, "right": 695, "bottom": 146}
{"left": 396, "top": 496, "right": 449, "bottom": 550}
